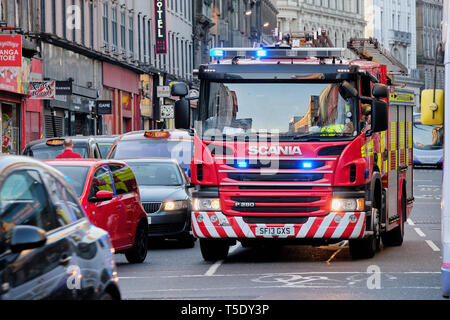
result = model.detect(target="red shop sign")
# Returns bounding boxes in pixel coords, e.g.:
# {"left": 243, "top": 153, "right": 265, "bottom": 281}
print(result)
{"left": 0, "top": 35, "right": 22, "bottom": 67}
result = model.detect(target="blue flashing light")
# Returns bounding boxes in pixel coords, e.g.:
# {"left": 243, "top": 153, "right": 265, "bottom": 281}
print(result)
{"left": 301, "top": 161, "right": 313, "bottom": 169}
{"left": 256, "top": 49, "right": 267, "bottom": 57}
{"left": 210, "top": 49, "right": 224, "bottom": 57}
{"left": 237, "top": 160, "right": 249, "bottom": 168}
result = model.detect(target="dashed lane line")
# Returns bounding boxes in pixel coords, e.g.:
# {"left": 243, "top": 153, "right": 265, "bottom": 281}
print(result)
{"left": 204, "top": 243, "right": 241, "bottom": 277}
{"left": 414, "top": 227, "right": 426, "bottom": 237}
{"left": 425, "top": 240, "right": 441, "bottom": 252}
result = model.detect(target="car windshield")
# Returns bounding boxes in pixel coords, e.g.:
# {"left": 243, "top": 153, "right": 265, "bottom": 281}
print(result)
{"left": 127, "top": 162, "right": 183, "bottom": 186}
{"left": 112, "top": 139, "right": 193, "bottom": 169}
{"left": 98, "top": 143, "right": 113, "bottom": 158}
{"left": 50, "top": 166, "right": 90, "bottom": 197}
{"left": 30, "top": 144, "right": 89, "bottom": 159}
{"left": 413, "top": 122, "right": 443, "bottom": 150}
{"left": 197, "top": 82, "right": 357, "bottom": 141}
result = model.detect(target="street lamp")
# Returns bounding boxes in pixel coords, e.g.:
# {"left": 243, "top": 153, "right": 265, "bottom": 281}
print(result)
{"left": 245, "top": 10, "right": 252, "bottom": 16}
{"left": 263, "top": 22, "right": 269, "bottom": 27}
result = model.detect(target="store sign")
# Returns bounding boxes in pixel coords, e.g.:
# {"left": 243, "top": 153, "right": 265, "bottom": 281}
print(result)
{"left": 55, "top": 80, "right": 72, "bottom": 95}
{"left": 154, "top": 0, "right": 167, "bottom": 54}
{"left": 0, "top": 35, "right": 22, "bottom": 67}
{"left": 160, "top": 104, "right": 174, "bottom": 119}
{"left": 96, "top": 100, "right": 112, "bottom": 115}
{"left": 28, "top": 81, "right": 55, "bottom": 99}
{"left": 157, "top": 85, "right": 171, "bottom": 98}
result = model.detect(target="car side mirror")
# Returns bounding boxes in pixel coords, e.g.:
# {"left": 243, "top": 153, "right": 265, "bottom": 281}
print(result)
{"left": 171, "top": 82, "right": 189, "bottom": 97}
{"left": 175, "top": 98, "right": 190, "bottom": 129}
{"left": 9, "top": 225, "right": 47, "bottom": 254}
{"left": 372, "top": 83, "right": 388, "bottom": 99}
{"left": 371, "top": 99, "right": 388, "bottom": 133}
{"left": 95, "top": 190, "right": 114, "bottom": 201}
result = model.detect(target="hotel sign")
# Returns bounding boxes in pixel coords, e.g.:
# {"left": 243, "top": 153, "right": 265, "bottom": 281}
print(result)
{"left": 154, "top": 0, "right": 167, "bottom": 54}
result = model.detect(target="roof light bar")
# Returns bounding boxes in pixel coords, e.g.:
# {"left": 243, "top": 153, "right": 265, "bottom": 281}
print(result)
{"left": 209, "top": 47, "right": 346, "bottom": 59}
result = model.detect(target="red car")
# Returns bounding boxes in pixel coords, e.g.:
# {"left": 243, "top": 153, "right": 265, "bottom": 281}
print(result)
{"left": 45, "top": 159, "right": 149, "bottom": 263}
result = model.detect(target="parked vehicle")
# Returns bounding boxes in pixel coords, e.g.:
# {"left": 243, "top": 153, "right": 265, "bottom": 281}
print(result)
{"left": 45, "top": 159, "right": 149, "bottom": 263}
{"left": 0, "top": 156, "right": 121, "bottom": 300}
{"left": 123, "top": 158, "right": 196, "bottom": 248}
{"left": 413, "top": 113, "right": 443, "bottom": 168}
{"left": 22, "top": 136, "right": 102, "bottom": 159}
{"left": 93, "top": 135, "right": 121, "bottom": 158}
{"left": 107, "top": 130, "right": 193, "bottom": 171}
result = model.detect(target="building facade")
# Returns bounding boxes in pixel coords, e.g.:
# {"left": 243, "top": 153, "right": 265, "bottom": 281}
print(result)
{"left": 0, "top": 0, "right": 43, "bottom": 154}
{"left": 365, "top": 0, "right": 423, "bottom": 107}
{"left": 276, "top": 0, "right": 366, "bottom": 47}
{"left": 416, "top": 0, "right": 444, "bottom": 91}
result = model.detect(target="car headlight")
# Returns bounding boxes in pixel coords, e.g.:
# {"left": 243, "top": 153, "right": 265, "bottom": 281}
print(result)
{"left": 331, "top": 198, "right": 365, "bottom": 211}
{"left": 193, "top": 198, "right": 221, "bottom": 211}
{"left": 163, "top": 200, "right": 188, "bottom": 211}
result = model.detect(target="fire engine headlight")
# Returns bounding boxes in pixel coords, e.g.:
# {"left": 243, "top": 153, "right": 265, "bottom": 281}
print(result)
{"left": 331, "top": 198, "right": 365, "bottom": 211}
{"left": 163, "top": 200, "right": 188, "bottom": 211}
{"left": 193, "top": 198, "right": 221, "bottom": 211}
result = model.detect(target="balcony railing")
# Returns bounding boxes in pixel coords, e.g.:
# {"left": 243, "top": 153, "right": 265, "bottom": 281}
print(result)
{"left": 388, "top": 29, "right": 412, "bottom": 45}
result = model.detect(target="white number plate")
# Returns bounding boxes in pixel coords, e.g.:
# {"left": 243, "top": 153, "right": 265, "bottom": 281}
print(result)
{"left": 147, "top": 217, "right": 152, "bottom": 224}
{"left": 255, "top": 226, "right": 295, "bottom": 236}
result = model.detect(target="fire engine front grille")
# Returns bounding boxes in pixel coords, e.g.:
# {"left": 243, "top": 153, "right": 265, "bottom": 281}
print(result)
{"left": 243, "top": 216, "right": 309, "bottom": 224}
{"left": 227, "top": 173, "right": 323, "bottom": 182}
{"left": 231, "top": 196, "right": 320, "bottom": 203}
{"left": 233, "top": 206, "right": 320, "bottom": 213}
{"left": 142, "top": 202, "right": 162, "bottom": 214}
{"left": 227, "top": 160, "right": 325, "bottom": 170}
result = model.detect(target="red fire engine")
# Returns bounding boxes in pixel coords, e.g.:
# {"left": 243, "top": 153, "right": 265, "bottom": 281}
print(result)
{"left": 171, "top": 39, "right": 414, "bottom": 261}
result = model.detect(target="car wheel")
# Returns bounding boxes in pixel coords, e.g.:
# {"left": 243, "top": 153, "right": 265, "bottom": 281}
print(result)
{"left": 99, "top": 292, "right": 113, "bottom": 300}
{"left": 125, "top": 222, "right": 148, "bottom": 263}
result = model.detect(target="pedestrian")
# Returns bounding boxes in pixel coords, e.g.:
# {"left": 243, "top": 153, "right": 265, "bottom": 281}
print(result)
{"left": 56, "top": 138, "right": 82, "bottom": 159}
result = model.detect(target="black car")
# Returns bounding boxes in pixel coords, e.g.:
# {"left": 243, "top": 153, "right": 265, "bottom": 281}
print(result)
{"left": 124, "top": 158, "right": 196, "bottom": 248}
{"left": 22, "top": 136, "right": 102, "bottom": 159}
{"left": 0, "top": 156, "right": 121, "bottom": 300}
{"left": 92, "top": 135, "right": 120, "bottom": 158}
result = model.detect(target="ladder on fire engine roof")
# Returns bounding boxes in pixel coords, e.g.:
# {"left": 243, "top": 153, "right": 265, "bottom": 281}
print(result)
{"left": 286, "top": 29, "right": 334, "bottom": 48}
{"left": 347, "top": 37, "right": 409, "bottom": 81}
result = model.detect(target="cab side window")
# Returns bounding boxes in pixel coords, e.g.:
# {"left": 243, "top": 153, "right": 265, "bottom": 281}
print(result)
{"left": 0, "top": 170, "right": 53, "bottom": 234}
{"left": 89, "top": 166, "right": 115, "bottom": 199}
{"left": 109, "top": 164, "right": 138, "bottom": 195}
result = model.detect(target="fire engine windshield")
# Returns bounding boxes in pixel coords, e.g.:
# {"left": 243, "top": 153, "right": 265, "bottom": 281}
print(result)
{"left": 197, "top": 81, "right": 357, "bottom": 140}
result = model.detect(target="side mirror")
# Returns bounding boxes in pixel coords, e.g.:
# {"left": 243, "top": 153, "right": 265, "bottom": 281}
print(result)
{"left": 175, "top": 98, "right": 190, "bottom": 129}
{"left": 372, "top": 83, "right": 388, "bottom": 99}
{"left": 371, "top": 99, "right": 388, "bottom": 133}
{"left": 9, "top": 225, "right": 47, "bottom": 253}
{"left": 421, "top": 89, "right": 444, "bottom": 125}
{"left": 171, "top": 82, "right": 189, "bottom": 97}
{"left": 96, "top": 190, "right": 114, "bottom": 201}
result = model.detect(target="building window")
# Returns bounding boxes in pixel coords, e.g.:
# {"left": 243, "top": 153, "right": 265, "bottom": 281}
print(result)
{"left": 143, "top": 17, "right": 147, "bottom": 62}
{"left": 103, "top": 2, "right": 109, "bottom": 46}
{"left": 129, "top": 16, "right": 134, "bottom": 55}
{"left": 80, "top": 0, "right": 85, "bottom": 45}
{"left": 111, "top": 6, "right": 118, "bottom": 50}
{"left": 120, "top": 11, "right": 126, "bottom": 53}
{"left": 62, "top": 0, "right": 66, "bottom": 38}
{"left": 356, "top": 0, "right": 359, "bottom": 14}
{"left": 138, "top": 15, "right": 141, "bottom": 61}
{"left": 90, "top": 2, "right": 94, "bottom": 48}
{"left": 148, "top": 20, "right": 152, "bottom": 65}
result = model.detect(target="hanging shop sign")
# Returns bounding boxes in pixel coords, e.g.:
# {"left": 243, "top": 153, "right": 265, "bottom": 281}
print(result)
{"left": 154, "top": 0, "right": 167, "bottom": 54}
{"left": 28, "top": 81, "right": 56, "bottom": 99}
{"left": 55, "top": 80, "right": 73, "bottom": 96}
{"left": 0, "top": 35, "right": 22, "bottom": 67}
{"left": 96, "top": 100, "right": 113, "bottom": 115}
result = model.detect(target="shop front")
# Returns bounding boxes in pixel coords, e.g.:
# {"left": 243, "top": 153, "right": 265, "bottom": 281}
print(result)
{"left": 102, "top": 62, "right": 141, "bottom": 134}
{"left": 140, "top": 74, "right": 154, "bottom": 130}
{"left": 0, "top": 57, "right": 43, "bottom": 154}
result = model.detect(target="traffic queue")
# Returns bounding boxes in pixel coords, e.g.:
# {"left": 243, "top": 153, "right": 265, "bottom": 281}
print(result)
{"left": 0, "top": 129, "right": 194, "bottom": 300}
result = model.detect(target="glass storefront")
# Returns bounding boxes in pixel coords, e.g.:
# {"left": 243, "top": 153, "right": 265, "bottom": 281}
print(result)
{"left": 1, "top": 102, "right": 20, "bottom": 155}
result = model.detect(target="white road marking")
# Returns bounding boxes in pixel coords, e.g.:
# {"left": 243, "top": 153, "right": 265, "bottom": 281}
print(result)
{"left": 407, "top": 219, "right": 415, "bottom": 226}
{"left": 414, "top": 227, "right": 426, "bottom": 237}
{"left": 425, "top": 240, "right": 441, "bottom": 252}
{"left": 204, "top": 243, "right": 241, "bottom": 277}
